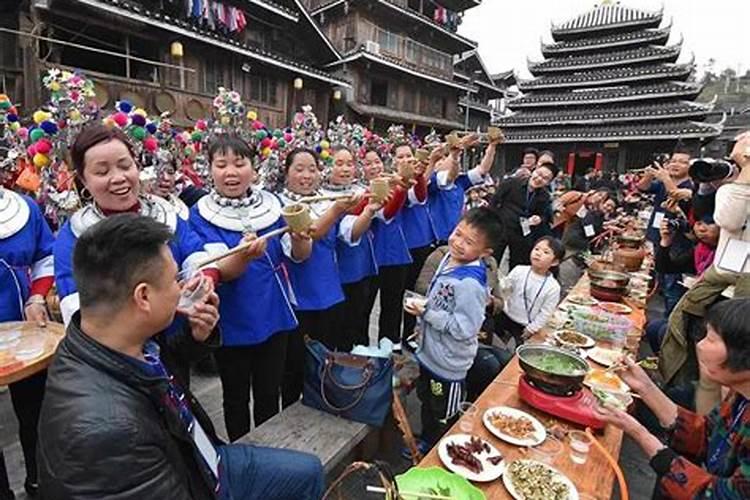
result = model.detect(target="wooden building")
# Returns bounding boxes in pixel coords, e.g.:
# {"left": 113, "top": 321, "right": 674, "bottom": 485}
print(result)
{"left": 494, "top": 2, "right": 723, "bottom": 175}
{"left": 303, "top": 0, "right": 488, "bottom": 134}
{"left": 453, "top": 49, "right": 506, "bottom": 131}
{"left": 0, "top": 0, "right": 349, "bottom": 127}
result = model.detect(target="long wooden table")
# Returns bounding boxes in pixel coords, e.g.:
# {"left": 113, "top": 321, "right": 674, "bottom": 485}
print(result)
{"left": 417, "top": 276, "right": 647, "bottom": 499}
{"left": 0, "top": 321, "right": 65, "bottom": 385}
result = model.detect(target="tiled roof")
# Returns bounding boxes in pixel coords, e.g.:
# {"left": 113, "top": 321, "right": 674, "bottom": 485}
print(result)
{"left": 348, "top": 102, "right": 464, "bottom": 130}
{"left": 518, "top": 63, "right": 693, "bottom": 90}
{"left": 508, "top": 82, "right": 702, "bottom": 108}
{"left": 542, "top": 25, "right": 670, "bottom": 56}
{"left": 529, "top": 43, "right": 681, "bottom": 74}
{"left": 552, "top": 3, "right": 662, "bottom": 36}
{"left": 73, "top": 0, "right": 348, "bottom": 86}
{"left": 501, "top": 120, "right": 722, "bottom": 143}
{"left": 496, "top": 100, "right": 713, "bottom": 127}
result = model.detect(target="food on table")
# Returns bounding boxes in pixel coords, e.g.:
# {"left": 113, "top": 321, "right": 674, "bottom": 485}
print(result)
{"left": 640, "top": 357, "right": 659, "bottom": 370}
{"left": 487, "top": 455, "right": 503, "bottom": 466}
{"left": 593, "top": 388, "right": 632, "bottom": 411}
{"left": 523, "top": 351, "right": 587, "bottom": 376}
{"left": 588, "top": 346, "right": 623, "bottom": 367}
{"left": 555, "top": 330, "right": 592, "bottom": 347}
{"left": 596, "top": 302, "right": 632, "bottom": 315}
{"left": 465, "top": 435, "right": 490, "bottom": 454}
{"left": 418, "top": 484, "right": 451, "bottom": 500}
{"left": 566, "top": 294, "right": 597, "bottom": 306}
{"left": 506, "top": 460, "right": 571, "bottom": 500}
{"left": 549, "top": 424, "right": 568, "bottom": 440}
{"left": 446, "top": 439, "right": 484, "bottom": 474}
{"left": 488, "top": 412, "right": 536, "bottom": 439}
{"left": 585, "top": 369, "right": 628, "bottom": 392}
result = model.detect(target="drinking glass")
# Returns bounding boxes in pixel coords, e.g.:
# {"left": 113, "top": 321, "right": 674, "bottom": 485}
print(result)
{"left": 177, "top": 267, "right": 207, "bottom": 313}
{"left": 530, "top": 436, "right": 562, "bottom": 465}
{"left": 458, "top": 402, "right": 478, "bottom": 433}
{"left": 568, "top": 430, "right": 593, "bottom": 465}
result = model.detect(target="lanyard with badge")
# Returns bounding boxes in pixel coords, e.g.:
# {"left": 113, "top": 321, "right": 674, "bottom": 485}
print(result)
{"left": 523, "top": 268, "right": 548, "bottom": 324}
{"left": 520, "top": 189, "right": 534, "bottom": 236}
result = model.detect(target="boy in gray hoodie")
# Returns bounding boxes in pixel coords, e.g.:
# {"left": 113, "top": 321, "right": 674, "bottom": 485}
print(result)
{"left": 404, "top": 207, "right": 501, "bottom": 448}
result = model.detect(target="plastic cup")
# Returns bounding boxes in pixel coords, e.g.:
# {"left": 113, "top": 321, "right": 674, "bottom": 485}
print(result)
{"left": 530, "top": 436, "right": 563, "bottom": 465}
{"left": 568, "top": 430, "right": 593, "bottom": 465}
{"left": 457, "top": 402, "right": 478, "bottom": 433}
{"left": 177, "top": 268, "right": 207, "bottom": 313}
{"left": 403, "top": 290, "right": 427, "bottom": 310}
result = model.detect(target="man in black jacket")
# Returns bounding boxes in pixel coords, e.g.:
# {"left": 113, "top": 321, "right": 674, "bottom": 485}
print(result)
{"left": 37, "top": 214, "right": 324, "bottom": 500}
{"left": 491, "top": 163, "right": 557, "bottom": 268}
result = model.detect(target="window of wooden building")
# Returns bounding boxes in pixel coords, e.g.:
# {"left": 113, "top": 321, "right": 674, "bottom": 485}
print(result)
{"left": 371, "top": 79, "right": 388, "bottom": 106}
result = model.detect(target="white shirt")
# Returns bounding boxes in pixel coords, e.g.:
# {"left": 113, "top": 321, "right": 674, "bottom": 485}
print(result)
{"left": 713, "top": 182, "right": 750, "bottom": 275}
{"left": 502, "top": 265, "right": 561, "bottom": 333}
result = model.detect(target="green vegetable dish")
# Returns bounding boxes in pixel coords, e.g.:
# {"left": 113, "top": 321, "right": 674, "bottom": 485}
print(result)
{"left": 523, "top": 352, "right": 586, "bottom": 376}
{"left": 507, "top": 460, "right": 571, "bottom": 500}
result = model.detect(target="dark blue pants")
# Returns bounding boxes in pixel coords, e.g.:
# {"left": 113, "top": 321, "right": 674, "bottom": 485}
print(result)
{"left": 646, "top": 318, "right": 668, "bottom": 354}
{"left": 218, "top": 444, "right": 324, "bottom": 500}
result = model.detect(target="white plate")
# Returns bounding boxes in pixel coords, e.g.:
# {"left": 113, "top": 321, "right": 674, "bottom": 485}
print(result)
{"left": 553, "top": 330, "right": 596, "bottom": 349}
{"left": 503, "top": 459, "right": 579, "bottom": 500}
{"left": 0, "top": 330, "right": 21, "bottom": 350}
{"left": 595, "top": 302, "right": 633, "bottom": 315}
{"left": 588, "top": 347, "right": 623, "bottom": 368}
{"left": 437, "top": 433, "right": 505, "bottom": 482}
{"left": 483, "top": 406, "right": 546, "bottom": 447}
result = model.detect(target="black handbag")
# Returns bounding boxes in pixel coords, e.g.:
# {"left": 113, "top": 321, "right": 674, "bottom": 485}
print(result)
{"left": 302, "top": 339, "right": 393, "bottom": 427}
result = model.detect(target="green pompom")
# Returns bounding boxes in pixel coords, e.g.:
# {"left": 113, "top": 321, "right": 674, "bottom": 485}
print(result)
{"left": 191, "top": 131, "right": 203, "bottom": 142}
{"left": 277, "top": 138, "right": 287, "bottom": 148}
{"left": 256, "top": 130, "right": 268, "bottom": 140}
{"left": 30, "top": 128, "right": 46, "bottom": 142}
{"left": 131, "top": 126, "right": 146, "bottom": 141}
{"left": 273, "top": 129, "right": 283, "bottom": 138}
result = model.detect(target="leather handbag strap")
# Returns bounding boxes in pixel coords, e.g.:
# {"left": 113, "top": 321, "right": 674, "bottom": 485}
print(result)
{"left": 320, "top": 358, "right": 373, "bottom": 413}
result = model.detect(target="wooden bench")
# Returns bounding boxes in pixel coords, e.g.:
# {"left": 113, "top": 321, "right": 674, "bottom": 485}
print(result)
{"left": 238, "top": 401, "right": 375, "bottom": 473}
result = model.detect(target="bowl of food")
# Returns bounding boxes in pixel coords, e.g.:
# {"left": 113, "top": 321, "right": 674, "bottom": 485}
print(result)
{"left": 517, "top": 345, "right": 589, "bottom": 394}
{"left": 553, "top": 330, "right": 595, "bottom": 349}
{"left": 587, "top": 269, "right": 630, "bottom": 288}
{"left": 592, "top": 387, "right": 633, "bottom": 411}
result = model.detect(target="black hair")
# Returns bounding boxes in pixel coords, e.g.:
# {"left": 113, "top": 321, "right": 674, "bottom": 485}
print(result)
{"left": 461, "top": 207, "right": 503, "bottom": 250}
{"left": 538, "top": 150, "right": 555, "bottom": 162}
{"left": 672, "top": 140, "right": 694, "bottom": 158}
{"left": 207, "top": 135, "right": 255, "bottom": 164}
{"left": 705, "top": 298, "right": 750, "bottom": 372}
{"left": 73, "top": 214, "right": 173, "bottom": 312}
{"left": 393, "top": 142, "right": 413, "bottom": 155}
{"left": 330, "top": 144, "right": 353, "bottom": 156}
{"left": 533, "top": 236, "right": 565, "bottom": 266}
{"left": 284, "top": 147, "right": 320, "bottom": 173}
{"left": 536, "top": 162, "right": 559, "bottom": 178}
{"left": 522, "top": 147, "right": 539, "bottom": 160}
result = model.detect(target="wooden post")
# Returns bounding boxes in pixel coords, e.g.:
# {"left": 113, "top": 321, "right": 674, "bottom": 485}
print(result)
{"left": 124, "top": 35, "right": 131, "bottom": 79}
{"left": 19, "top": 9, "right": 41, "bottom": 112}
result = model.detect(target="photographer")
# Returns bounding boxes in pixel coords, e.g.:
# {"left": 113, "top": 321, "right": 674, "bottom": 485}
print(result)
{"left": 659, "top": 132, "right": 750, "bottom": 414}
{"left": 637, "top": 147, "right": 694, "bottom": 245}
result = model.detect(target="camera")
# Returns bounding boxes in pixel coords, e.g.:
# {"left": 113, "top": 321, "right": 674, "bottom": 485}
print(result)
{"left": 689, "top": 158, "right": 736, "bottom": 183}
{"left": 651, "top": 153, "right": 670, "bottom": 166}
{"left": 664, "top": 214, "right": 688, "bottom": 233}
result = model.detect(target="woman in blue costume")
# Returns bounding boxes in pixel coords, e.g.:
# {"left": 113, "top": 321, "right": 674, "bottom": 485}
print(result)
{"left": 0, "top": 185, "right": 55, "bottom": 497}
{"left": 319, "top": 146, "right": 381, "bottom": 349}
{"left": 53, "top": 125, "right": 216, "bottom": 386}
{"left": 277, "top": 147, "right": 380, "bottom": 406}
{"left": 428, "top": 138, "right": 498, "bottom": 244}
{"left": 361, "top": 148, "right": 413, "bottom": 344}
{"left": 189, "top": 136, "right": 312, "bottom": 440}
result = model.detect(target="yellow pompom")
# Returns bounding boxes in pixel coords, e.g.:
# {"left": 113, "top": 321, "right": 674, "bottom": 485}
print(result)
{"left": 134, "top": 108, "right": 147, "bottom": 117}
{"left": 69, "top": 109, "right": 81, "bottom": 121}
{"left": 9, "top": 122, "right": 19, "bottom": 131}
{"left": 103, "top": 117, "right": 116, "bottom": 128}
{"left": 247, "top": 110, "right": 258, "bottom": 121}
{"left": 33, "top": 153, "right": 50, "bottom": 168}
{"left": 32, "top": 110, "right": 50, "bottom": 124}
{"left": 49, "top": 81, "right": 61, "bottom": 92}
{"left": 320, "top": 150, "right": 330, "bottom": 160}
{"left": 220, "top": 116, "right": 231, "bottom": 125}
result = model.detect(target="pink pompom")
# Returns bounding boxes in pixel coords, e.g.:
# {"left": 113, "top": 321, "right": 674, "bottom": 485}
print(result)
{"left": 112, "top": 112, "right": 129, "bottom": 128}
{"left": 252, "top": 120, "right": 264, "bottom": 130}
{"left": 17, "top": 127, "right": 29, "bottom": 139}
{"left": 143, "top": 137, "right": 158, "bottom": 152}
{"left": 35, "top": 139, "right": 52, "bottom": 154}
{"left": 260, "top": 137, "right": 272, "bottom": 149}
{"left": 283, "top": 133, "right": 293, "bottom": 142}
{"left": 175, "top": 134, "right": 186, "bottom": 144}
{"left": 27, "top": 145, "right": 37, "bottom": 157}
{"left": 195, "top": 119, "right": 207, "bottom": 131}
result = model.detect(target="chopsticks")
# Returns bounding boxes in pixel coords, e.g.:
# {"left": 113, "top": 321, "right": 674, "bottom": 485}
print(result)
{"left": 194, "top": 227, "right": 290, "bottom": 268}
{"left": 297, "top": 193, "right": 360, "bottom": 204}
{"left": 366, "top": 485, "right": 454, "bottom": 500}
{"left": 606, "top": 356, "right": 657, "bottom": 373}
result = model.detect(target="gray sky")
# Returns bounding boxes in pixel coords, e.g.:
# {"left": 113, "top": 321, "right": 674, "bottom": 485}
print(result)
{"left": 459, "top": 0, "right": 750, "bottom": 79}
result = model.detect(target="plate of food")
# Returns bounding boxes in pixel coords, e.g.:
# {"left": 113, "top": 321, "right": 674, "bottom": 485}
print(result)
{"left": 553, "top": 330, "right": 595, "bottom": 349}
{"left": 596, "top": 302, "right": 632, "bottom": 315}
{"left": 566, "top": 295, "right": 598, "bottom": 307}
{"left": 553, "top": 341, "right": 589, "bottom": 360}
{"left": 437, "top": 434, "right": 505, "bottom": 482}
{"left": 483, "top": 406, "right": 546, "bottom": 447}
{"left": 584, "top": 368, "right": 629, "bottom": 394}
{"left": 503, "top": 459, "right": 578, "bottom": 500}
{"left": 588, "top": 347, "right": 623, "bottom": 368}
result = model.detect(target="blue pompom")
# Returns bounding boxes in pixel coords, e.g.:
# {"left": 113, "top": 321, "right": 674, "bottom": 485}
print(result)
{"left": 315, "top": 145, "right": 322, "bottom": 153}
{"left": 118, "top": 100, "right": 133, "bottom": 113}
{"left": 146, "top": 123, "right": 157, "bottom": 134}
{"left": 7, "top": 114, "right": 18, "bottom": 123}
{"left": 40, "top": 121, "right": 58, "bottom": 135}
